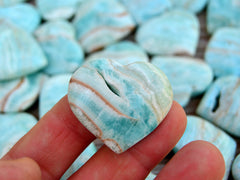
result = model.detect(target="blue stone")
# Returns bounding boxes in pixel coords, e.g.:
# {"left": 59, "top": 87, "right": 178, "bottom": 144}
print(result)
{"left": 39, "top": 74, "right": 72, "bottom": 118}
{"left": 61, "top": 143, "right": 97, "bottom": 180}
{"left": 136, "top": 9, "right": 199, "bottom": 55}
{"left": 232, "top": 154, "right": 240, "bottom": 180}
{"left": 0, "top": 73, "right": 45, "bottom": 113}
{"left": 36, "top": 0, "right": 83, "bottom": 20}
{"left": 35, "top": 20, "right": 84, "bottom": 75}
{"left": 0, "top": 113, "right": 37, "bottom": 158}
{"left": 170, "top": 0, "right": 208, "bottom": 13}
{"left": 86, "top": 41, "right": 149, "bottom": 65}
{"left": 68, "top": 59, "right": 173, "bottom": 153}
{"left": 152, "top": 56, "right": 213, "bottom": 107}
{"left": 174, "top": 115, "right": 237, "bottom": 180}
{"left": 119, "top": 0, "right": 172, "bottom": 24}
{"left": 0, "top": 0, "right": 26, "bottom": 7}
{"left": 205, "top": 27, "right": 240, "bottom": 77}
{"left": 0, "top": 3, "right": 41, "bottom": 33}
{"left": 207, "top": 0, "right": 240, "bottom": 34}
{"left": 145, "top": 172, "right": 157, "bottom": 180}
{"left": 0, "top": 19, "right": 47, "bottom": 81}
{"left": 197, "top": 75, "right": 240, "bottom": 137}
{"left": 73, "top": 0, "right": 136, "bottom": 53}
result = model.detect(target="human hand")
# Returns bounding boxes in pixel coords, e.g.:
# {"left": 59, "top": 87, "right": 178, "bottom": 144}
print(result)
{"left": 0, "top": 96, "right": 225, "bottom": 180}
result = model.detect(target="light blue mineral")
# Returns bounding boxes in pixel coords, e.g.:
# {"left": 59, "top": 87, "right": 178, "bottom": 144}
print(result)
{"left": 73, "top": 0, "right": 136, "bottom": 53}
{"left": 0, "top": 113, "right": 37, "bottom": 158}
{"left": 119, "top": 0, "right": 172, "bottom": 24}
{"left": 39, "top": 74, "right": 72, "bottom": 118}
{"left": 174, "top": 115, "right": 237, "bottom": 180}
{"left": 0, "top": 19, "right": 47, "bottom": 81}
{"left": 232, "top": 154, "right": 240, "bottom": 180}
{"left": 145, "top": 172, "right": 157, "bottom": 180}
{"left": 207, "top": 0, "right": 240, "bottom": 34}
{"left": 68, "top": 59, "right": 173, "bottom": 153}
{"left": 61, "top": 143, "right": 97, "bottom": 180}
{"left": 152, "top": 56, "right": 213, "bottom": 107}
{"left": 136, "top": 9, "right": 199, "bottom": 56}
{"left": 197, "top": 76, "right": 240, "bottom": 137}
{"left": 0, "top": 73, "right": 45, "bottom": 113}
{"left": 0, "top": 0, "right": 26, "bottom": 7}
{"left": 205, "top": 27, "right": 240, "bottom": 77}
{"left": 35, "top": 20, "right": 84, "bottom": 75}
{"left": 170, "top": 0, "right": 208, "bottom": 13}
{"left": 86, "top": 41, "right": 149, "bottom": 65}
{"left": 0, "top": 3, "right": 41, "bottom": 33}
{"left": 36, "top": 0, "right": 83, "bottom": 20}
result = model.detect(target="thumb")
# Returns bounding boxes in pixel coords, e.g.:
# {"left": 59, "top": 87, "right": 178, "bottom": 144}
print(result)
{"left": 0, "top": 157, "right": 41, "bottom": 180}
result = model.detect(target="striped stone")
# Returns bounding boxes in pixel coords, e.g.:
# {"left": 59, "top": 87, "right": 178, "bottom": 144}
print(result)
{"left": 0, "top": 3, "right": 40, "bottom": 33}
{"left": 73, "top": 0, "right": 135, "bottom": 53}
{"left": 35, "top": 20, "right": 84, "bottom": 75}
{"left": 207, "top": 0, "right": 240, "bottom": 34}
{"left": 68, "top": 59, "right": 173, "bottom": 153}
{"left": 0, "top": 19, "right": 47, "bottom": 80}
{"left": 174, "top": 115, "right": 237, "bottom": 180}
{"left": 205, "top": 27, "right": 240, "bottom": 77}
{"left": 136, "top": 9, "right": 199, "bottom": 56}
{"left": 0, "top": 113, "right": 37, "bottom": 158}
{"left": 152, "top": 56, "right": 213, "bottom": 107}
{"left": 197, "top": 75, "right": 240, "bottom": 137}
{"left": 39, "top": 74, "right": 72, "bottom": 118}
{"left": 0, "top": 73, "right": 45, "bottom": 113}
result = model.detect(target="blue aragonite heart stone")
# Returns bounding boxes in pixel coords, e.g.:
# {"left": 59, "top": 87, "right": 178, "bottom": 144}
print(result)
{"left": 136, "top": 9, "right": 199, "bottom": 56}
{"left": 170, "top": 0, "right": 208, "bottom": 13}
{"left": 35, "top": 20, "right": 84, "bottom": 75}
{"left": 197, "top": 76, "right": 240, "bottom": 137}
{"left": 232, "top": 154, "right": 240, "bottom": 180}
{"left": 119, "top": 0, "right": 172, "bottom": 24}
{"left": 0, "top": 3, "right": 41, "bottom": 33}
{"left": 205, "top": 27, "right": 240, "bottom": 77}
{"left": 0, "top": 73, "right": 45, "bottom": 113}
{"left": 68, "top": 59, "right": 173, "bottom": 153}
{"left": 207, "top": 0, "right": 240, "bottom": 34}
{"left": 151, "top": 56, "right": 213, "bottom": 107}
{"left": 0, "top": 113, "right": 37, "bottom": 158}
{"left": 61, "top": 143, "right": 97, "bottom": 180}
{"left": 39, "top": 74, "right": 72, "bottom": 118}
{"left": 73, "top": 0, "right": 136, "bottom": 53}
{"left": 174, "top": 115, "right": 237, "bottom": 180}
{"left": 0, "top": 19, "right": 47, "bottom": 81}
{"left": 36, "top": 0, "right": 83, "bottom": 20}
{"left": 0, "top": 0, "right": 26, "bottom": 7}
{"left": 86, "top": 41, "right": 149, "bottom": 65}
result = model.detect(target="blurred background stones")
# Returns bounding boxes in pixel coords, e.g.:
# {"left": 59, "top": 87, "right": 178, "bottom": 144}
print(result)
{"left": 0, "top": 0, "right": 239, "bottom": 179}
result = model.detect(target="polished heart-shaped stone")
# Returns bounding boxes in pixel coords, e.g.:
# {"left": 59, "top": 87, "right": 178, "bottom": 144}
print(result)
{"left": 68, "top": 59, "right": 173, "bottom": 153}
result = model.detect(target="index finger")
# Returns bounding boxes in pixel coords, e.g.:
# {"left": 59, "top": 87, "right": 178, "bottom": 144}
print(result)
{"left": 2, "top": 95, "right": 95, "bottom": 179}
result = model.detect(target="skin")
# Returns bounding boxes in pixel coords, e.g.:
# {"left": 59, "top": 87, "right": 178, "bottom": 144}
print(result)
{"left": 0, "top": 96, "right": 225, "bottom": 180}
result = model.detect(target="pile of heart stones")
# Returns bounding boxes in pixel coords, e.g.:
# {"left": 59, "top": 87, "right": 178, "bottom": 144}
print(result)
{"left": 0, "top": 0, "right": 239, "bottom": 179}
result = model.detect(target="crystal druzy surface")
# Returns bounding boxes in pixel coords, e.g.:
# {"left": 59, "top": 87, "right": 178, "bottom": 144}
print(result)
{"left": 68, "top": 59, "right": 173, "bottom": 153}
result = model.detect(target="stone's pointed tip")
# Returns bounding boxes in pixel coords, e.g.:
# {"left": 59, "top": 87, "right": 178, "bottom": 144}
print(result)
{"left": 68, "top": 58, "right": 173, "bottom": 153}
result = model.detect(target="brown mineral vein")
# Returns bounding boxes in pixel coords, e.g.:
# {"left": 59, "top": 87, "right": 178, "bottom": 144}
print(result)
{"left": 70, "top": 78, "right": 134, "bottom": 119}
{"left": 79, "top": 25, "right": 135, "bottom": 43}
{"left": 0, "top": 78, "right": 24, "bottom": 112}
{"left": 103, "top": 138, "right": 123, "bottom": 153}
{"left": 69, "top": 102, "right": 103, "bottom": 137}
